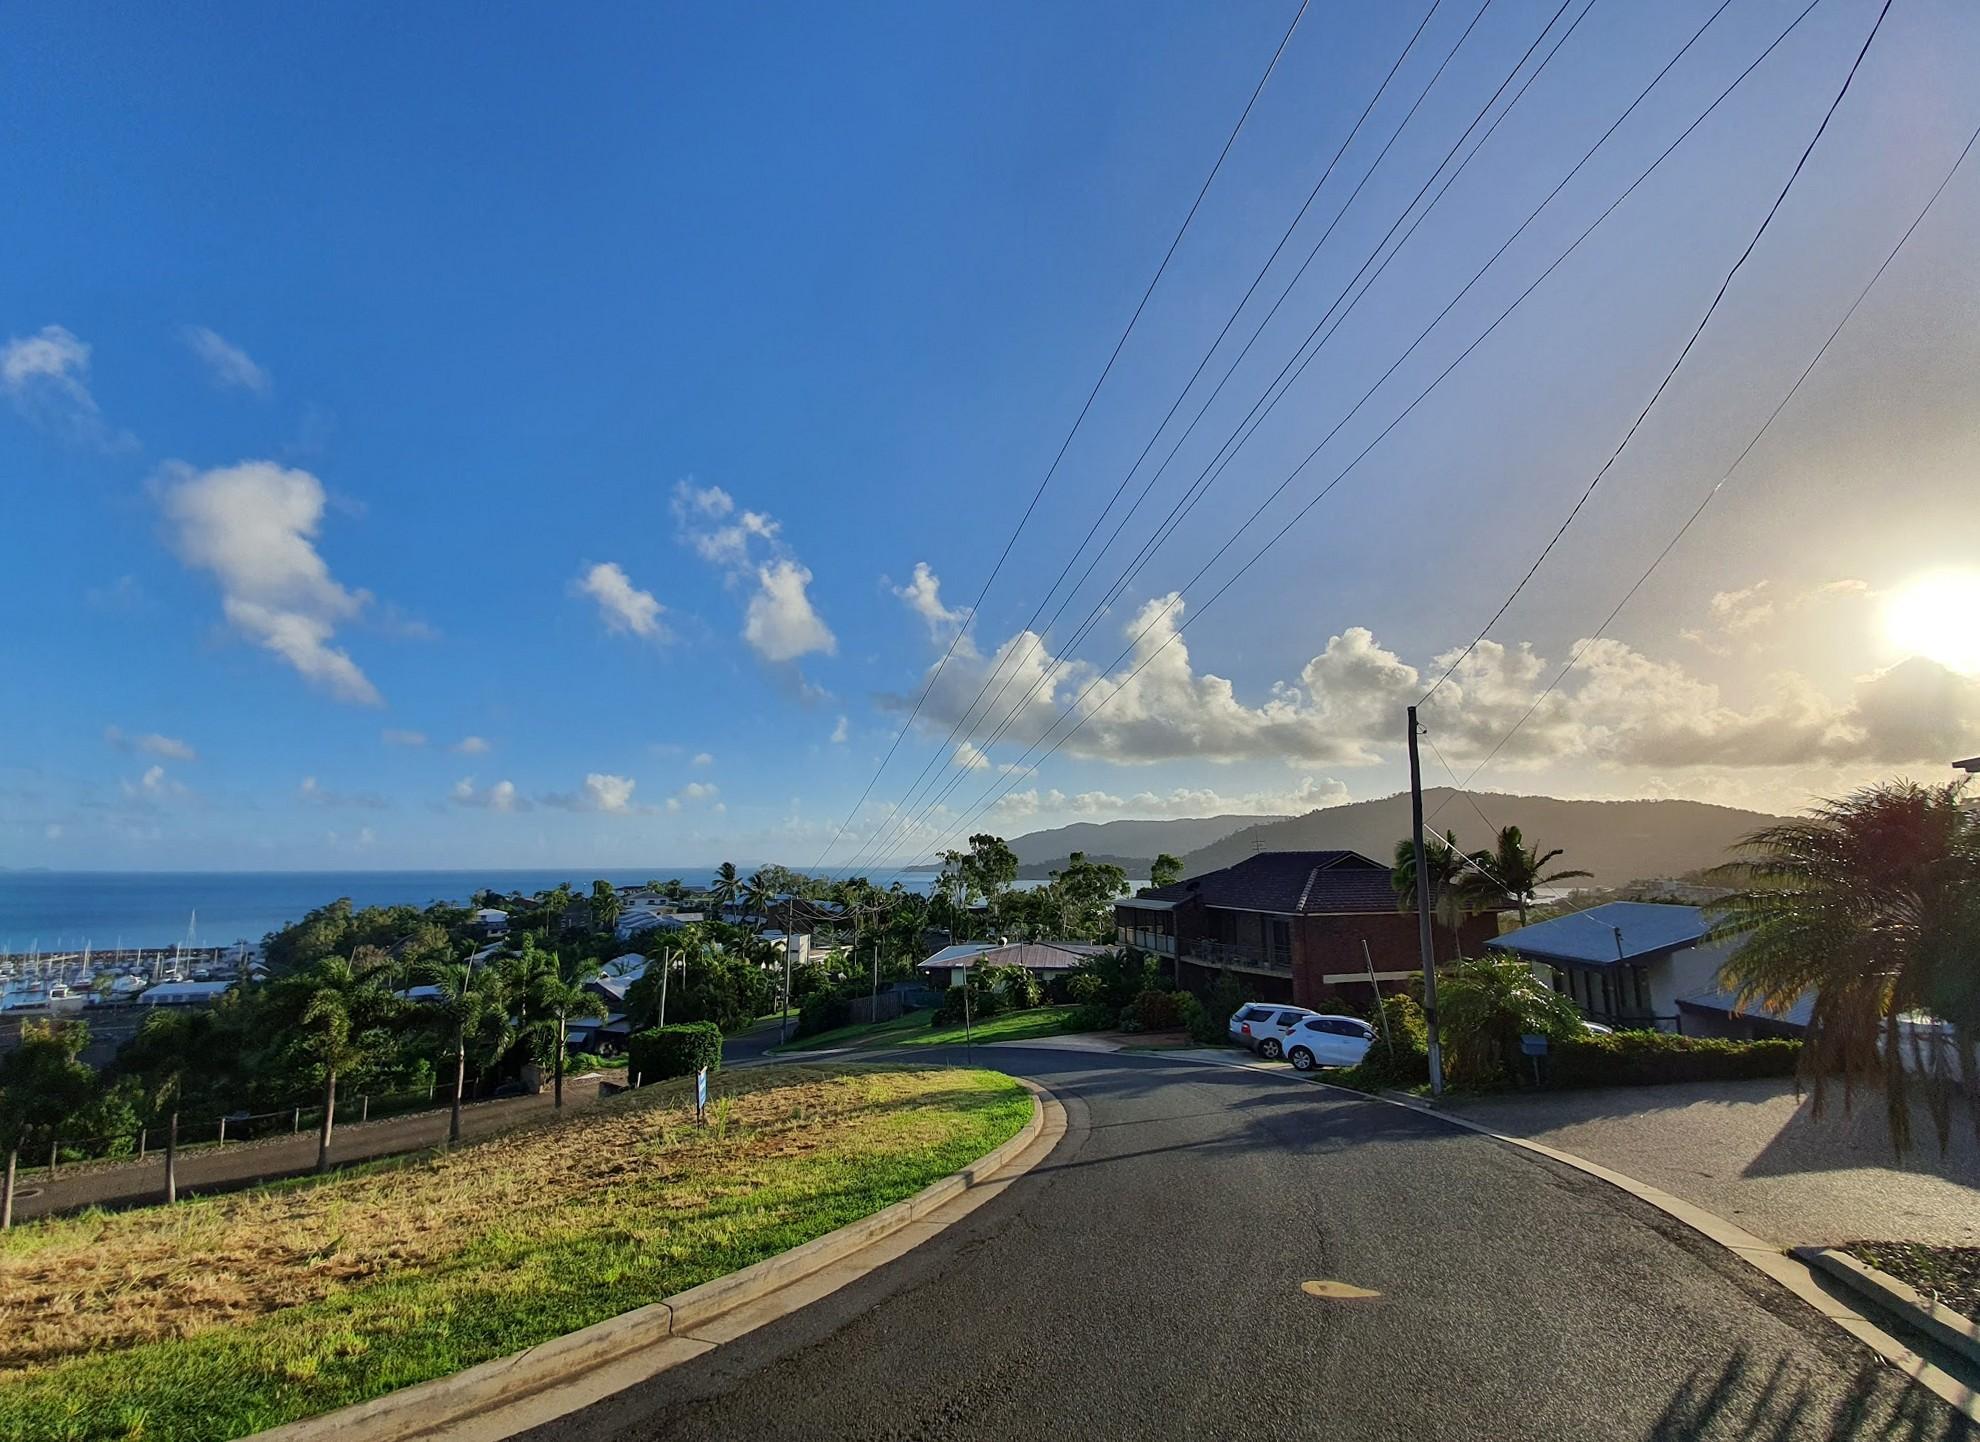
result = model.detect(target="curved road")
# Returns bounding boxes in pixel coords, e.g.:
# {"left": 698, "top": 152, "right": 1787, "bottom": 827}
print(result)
{"left": 528, "top": 1047, "right": 1973, "bottom": 1441}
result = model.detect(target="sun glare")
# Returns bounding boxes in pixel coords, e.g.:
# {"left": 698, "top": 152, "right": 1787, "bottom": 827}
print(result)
{"left": 1884, "top": 571, "right": 1980, "bottom": 675}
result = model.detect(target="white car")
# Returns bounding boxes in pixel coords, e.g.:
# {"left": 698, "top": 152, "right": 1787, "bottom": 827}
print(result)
{"left": 1228, "top": 1004, "right": 1318, "bottom": 1059}
{"left": 1284, "top": 1014, "right": 1378, "bottom": 1071}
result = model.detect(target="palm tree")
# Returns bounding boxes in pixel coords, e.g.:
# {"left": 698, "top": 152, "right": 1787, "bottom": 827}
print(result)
{"left": 424, "top": 954, "right": 514, "bottom": 1144}
{"left": 1480, "top": 825, "right": 1592, "bottom": 925}
{"left": 271, "top": 954, "right": 398, "bottom": 1173}
{"left": 1392, "top": 832, "right": 1473, "bottom": 961}
{"left": 514, "top": 946, "right": 605, "bottom": 1110}
{"left": 710, "top": 862, "right": 742, "bottom": 922}
{"left": 1711, "top": 779, "right": 1980, "bottom": 1154}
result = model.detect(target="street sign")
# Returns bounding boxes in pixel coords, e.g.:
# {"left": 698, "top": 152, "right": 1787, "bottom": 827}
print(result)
{"left": 695, "top": 1065, "right": 708, "bottom": 1124}
{"left": 1519, "top": 1033, "right": 1549, "bottom": 1056}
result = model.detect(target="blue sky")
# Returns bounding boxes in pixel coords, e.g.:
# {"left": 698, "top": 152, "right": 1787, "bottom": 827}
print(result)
{"left": 4, "top": 0, "right": 1979, "bottom": 871}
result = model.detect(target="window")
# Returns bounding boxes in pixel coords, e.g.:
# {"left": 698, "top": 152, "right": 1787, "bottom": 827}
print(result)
{"left": 1277, "top": 1010, "right": 1308, "bottom": 1025}
{"left": 1241, "top": 1007, "right": 1275, "bottom": 1023}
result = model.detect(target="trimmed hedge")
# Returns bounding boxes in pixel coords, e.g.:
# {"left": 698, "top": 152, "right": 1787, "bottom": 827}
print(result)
{"left": 1545, "top": 1032, "right": 1800, "bottom": 1089}
{"left": 627, "top": 1022, "right": 722, "bottom": 1083}
{"left": 797, "top": 989, "right": 853, "bottom": 1038}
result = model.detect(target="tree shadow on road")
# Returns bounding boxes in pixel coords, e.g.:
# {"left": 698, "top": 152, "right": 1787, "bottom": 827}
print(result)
{"left": 1645, "top": 1345, "right": 1975, "bottom": 1441}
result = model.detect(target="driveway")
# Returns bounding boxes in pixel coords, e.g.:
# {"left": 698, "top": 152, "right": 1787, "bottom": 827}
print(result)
{"left": 1440, "top": 1078, "right": 1980, "bottom": 1249}
{"left": 521, "top": 1049, "right": 1972, "bottom": 1441}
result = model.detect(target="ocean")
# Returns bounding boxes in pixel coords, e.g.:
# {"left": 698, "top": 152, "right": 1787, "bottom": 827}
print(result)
{"left": 0, "top": 868, "right": 943, "bottom": 951}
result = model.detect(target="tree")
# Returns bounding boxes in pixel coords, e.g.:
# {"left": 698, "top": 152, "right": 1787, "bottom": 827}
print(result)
{"left": 1150, "top": 853, "right": 1184, "bottom": 889}
{"left": 590, "top": 879, "right": 622, "bottom": 937}
{"left": 1043, "top": 852, "right": 1128, "bottom": 942}
{"left": 265, "top": 953, "right": 401, "bottom": 1173}
{"left": 710, "top": 862, "right": 742, "bottom": 921}
{"left": 1711, "top": 779, "right": 1980, "bottom": 1154}
{"left": 511, "top": 943, "right": 605, "bottom": 1109}
{"left": 1391, "top": 833, "right": 1474, "bottom": 961}
{"left": 0, "top": 1020, "right": 98, "bottom": 1227}
{"left": 423, "top": 955, "right": 515, "bottom": 1144}
{"left": 1478, "top": 825, "right": 1591, "bottom": 925}
{"left": 741, "top": 869, "right": 778, "bottom": 929}
{"left": 1435, "top": 957, "right": 1587, "bottom": 1085}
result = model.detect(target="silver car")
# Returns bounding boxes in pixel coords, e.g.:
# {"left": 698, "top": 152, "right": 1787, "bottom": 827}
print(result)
{"left": 1228, "top": 1004, "right": 1318, "bottom": 1060}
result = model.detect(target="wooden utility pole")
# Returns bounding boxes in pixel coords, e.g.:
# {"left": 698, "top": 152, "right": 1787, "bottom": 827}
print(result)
{"left": 1407, "top": 705, "right": 1446, "bottom": 1096}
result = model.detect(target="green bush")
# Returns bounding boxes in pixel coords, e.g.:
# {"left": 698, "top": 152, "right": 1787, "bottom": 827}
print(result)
{"left": 1120, "top": 989, "right": 1187, "bottom": 1032}
{"left": 1337, "top": 994, "right": 1431, "bottom": 1091}
{"left": 1436, "top": 957, "right": 1587, "bottom": 1085}
{"left": 626, "top": 1023, "right": 722, "bottom": 1083}
{"left": 1063, "top": 1001, "right": 1117, "bottom": 1033}
{"left": 1546, "top": 1032, "right": 1800, "bottom": 1089}
{"left": 1060, "top": 973, "right": 1104, "bottom": 1005}
{"left": 796, "top": 988, "right": 853, "bottom": 1038}
{"left": 931, "top": 983, "right": 1005, "bottom": 1028}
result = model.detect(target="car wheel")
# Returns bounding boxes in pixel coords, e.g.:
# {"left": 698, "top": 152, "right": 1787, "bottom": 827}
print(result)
{"left": 1259, "top": 1038, "right": 1283, "bottom": 1060}
{"left": 1289, "top": 1046, "right": 1315, "bottom": 1071}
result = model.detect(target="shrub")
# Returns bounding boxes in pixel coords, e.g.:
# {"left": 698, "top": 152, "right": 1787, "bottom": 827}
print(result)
{"left": 1063, "top": 1001, "right": 1117, "bottom": 1033}
{"left": 1061, "top": 973, "right": 1104, "bottom": 1005}
{"left": 626, "top": 1023, "right": 722, "bottom": 1083}
{"left": 1545, "top": 1032, "right": 1800, "bottom": 1089}
{"left": 1336, "top": 994, "right": 1431, "bottom": 1091}
{"left": 1436, "top": 957, "right": 1587, "bottom": 1085}
{"left": 796, "top": 988, "right": 853, "bottom": 1038}
{"left": 931, "top": 982, "right": 1005, "bottom": 1029}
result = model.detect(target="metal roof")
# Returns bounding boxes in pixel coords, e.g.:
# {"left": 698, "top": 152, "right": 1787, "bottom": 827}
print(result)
{"left": 1677, "top": 986, "right": 1814, "bottom": 1030}
{"left": 919, "top": 941, "right": 1110, "bottom": 972}
{"left": 1485, "top": 901, "right": 1708, "bottom": 967}
{"left": 1129, "top": 851, "right": 1396, "bottom": 916}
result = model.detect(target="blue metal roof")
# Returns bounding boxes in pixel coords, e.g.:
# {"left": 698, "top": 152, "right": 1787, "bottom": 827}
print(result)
{"left": 1485, "top": 901, "right": 1707, "bottom": 967}
{"left": 1677, "top": 986, "right": 1815, "bottom": 1030}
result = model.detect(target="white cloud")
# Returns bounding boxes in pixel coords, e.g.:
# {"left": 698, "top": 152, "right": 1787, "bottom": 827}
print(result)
{"left": 955, "top": 741, "right": 990, "bottom": 771}
{"left": 692, "top": 751, "right": 714, "bottom": 767}
{"left": 991, "top": 775, "right": 1347, "bottom": 823}
{"left": 672, "top": 479, "right": 835, "bottom": 663}
{"left": 159, "top": 460, "right": 382, "bottom": 704}
{"left": 382, "top": 728, "right": 427, "bottom": 747}
{"left": 451, "top": 777, "right": 524, "bottom": 812}
{"left": 104, "top": 725, "right": 198, "bottom": 763}
{"left": 121, "top": 765, "right": 189, "bottom": 806}
{"left": 575, "top": 561, "right": 669, "bottom": 642}
{"left": 744, "top": 559, "right": 836, "bottom": 662}
{"left": 670, "top": 780, "right": 720, "bottom": 812}
{"left": 299, "top": 776, "right": 389, "bottom": 810}
{"left": 2, "top": 324, "right": 131, "bottom": 448}
{"left": 894, "top": 562, "right": 965, "bottom": 640}
{"left": 454, "top": 735, "right": 492, "bottom": 755}
{"left": 829, "top": 717, "right": 848, "bottom": 745}
{"left": 182, "top": 326, "right": 271, "bottom": 395}
{"left": 542, "top": 773, "right": 639, "bottom": 814}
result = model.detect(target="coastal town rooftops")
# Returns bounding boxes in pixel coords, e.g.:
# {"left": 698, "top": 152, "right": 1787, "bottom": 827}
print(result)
{"left": 919, "top": 940, "right": 1110, "bottom": 974}
{"left": 1486, "top": 901, "right": 1709, "bottom": 967}
{"left": 1125, "top": 850, "right": 1397, "bottom": 916}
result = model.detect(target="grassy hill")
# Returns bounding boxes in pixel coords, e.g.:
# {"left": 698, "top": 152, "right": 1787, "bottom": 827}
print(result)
{"left": 1177, "top": 790, "right": 1782, "bottom": 887}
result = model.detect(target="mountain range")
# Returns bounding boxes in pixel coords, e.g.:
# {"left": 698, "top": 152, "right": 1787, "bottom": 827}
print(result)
{"left": 1003, "top": 791, "right": 1783, "bottom": 890}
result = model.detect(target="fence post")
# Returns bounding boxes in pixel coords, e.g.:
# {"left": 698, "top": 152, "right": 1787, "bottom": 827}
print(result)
{"left": 139, "top": 1128, "right": 148, "bottom": 1161}
{"left": 362, "top": 1095, "right": 370, "bottom": 1123}
{"left": 2, "top": 1146, "right": 15, "bottom": 1230}
{"left": 428, "top": 1080, "right": 435, "bottom": 1101}
{"left": 217, "top": 1116, "right": 227, "bottom": 1146}
{"left": 633, "top": 1072, "right": 641, "bottom": 1090}
{"left": 292, "top": 1107, "right": 301, "bottom": 1134}
{"left": 165, "top": 1112, "right": 178, "bottom": 1205}
{"left": 48, "top": 1137, "right": 58, "bottom": 1180}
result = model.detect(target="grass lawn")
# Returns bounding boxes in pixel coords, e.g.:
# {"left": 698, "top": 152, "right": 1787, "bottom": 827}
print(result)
{"left": 894, "top": 1005, "right": 1079, "bottom": 1048}
{"left": 769, "top": 1009, "right": 931, "bottom": 1054}
{"left": 0, "top": 1066, "right": 1030, "bottom": 1442}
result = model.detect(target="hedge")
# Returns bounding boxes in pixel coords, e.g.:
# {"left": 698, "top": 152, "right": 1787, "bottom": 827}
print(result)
{"left": 1545, "top": 1032, "right": 1800, "bottom": 1089}
{"left": 627, "top": 1022, "right": 723, "bottom": 1083}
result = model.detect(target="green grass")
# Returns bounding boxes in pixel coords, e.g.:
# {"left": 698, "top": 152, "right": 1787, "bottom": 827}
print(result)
{"left": 894, "top": 1005, "right": 1079, "bottom": 1047}
{"left": 769, "top": 1009, "right": 931, "bottom": 1054}
{"left": 0, "top": 1066, "right": 1030, "bottom": 1442}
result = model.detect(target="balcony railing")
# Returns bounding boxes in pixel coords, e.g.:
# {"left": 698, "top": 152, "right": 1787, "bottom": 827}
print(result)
{"left": 1118, "top": 928, "right": 1176, "bottom": 956}
{"left": 1180, "top": 938, "right": 1291, "bottom": 976}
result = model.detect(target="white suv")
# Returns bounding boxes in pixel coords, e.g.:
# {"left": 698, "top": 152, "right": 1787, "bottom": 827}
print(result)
{"left": 1284, "top": 1014, "right": 1378, "bottom": 1071}
{"left": 1228, "top": 1004, "right": 1318, "bottom": 1059}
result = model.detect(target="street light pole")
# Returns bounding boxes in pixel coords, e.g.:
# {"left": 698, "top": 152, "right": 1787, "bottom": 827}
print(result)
{"left": 1407, "top": 705, "right": 1446, "bottom": 1097}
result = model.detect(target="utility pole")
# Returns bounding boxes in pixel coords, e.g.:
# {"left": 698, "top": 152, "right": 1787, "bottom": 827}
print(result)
{"left": 1407, "top": 705, "right": 1446, "bottom": 1097}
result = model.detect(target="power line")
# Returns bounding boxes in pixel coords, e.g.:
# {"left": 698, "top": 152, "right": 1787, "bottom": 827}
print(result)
{"left": 826, "top": 0, "right": 1454, "bottom": 877}
{"left": 898, "top": 0, "right": 1837, "bottom": 863}
{"left": 889, "top": 0, "right": 1825, "bottom": 867}
{"left": 1419, "top": 0, "right": 1896, "bottom": 706}
{"left": 1431, "top": 114, "right": 1980, "bottom": 815}
{"left": 808, "top": 0, "right": 1314, "bottom": 872}
{"left": 845, "top": 0, "right": 1591, "bottom": 875}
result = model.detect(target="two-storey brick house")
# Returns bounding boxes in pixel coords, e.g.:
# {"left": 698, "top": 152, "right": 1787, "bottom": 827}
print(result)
{"left": 1114, "top": 850, "right": 1500, "bottom": 1010}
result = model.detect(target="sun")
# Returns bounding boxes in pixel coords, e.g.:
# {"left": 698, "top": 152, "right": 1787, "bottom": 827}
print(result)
{"left": 1884, "top": 571, "right": 1980, "bottom": 675}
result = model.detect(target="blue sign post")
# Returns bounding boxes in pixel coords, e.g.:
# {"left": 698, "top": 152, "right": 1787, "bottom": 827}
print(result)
{"left": 695, "top": 1065, "right": 708, "bottom": 1125}
{"left": 1520, "top": 1033, "right": 1549, "bottom": 1087}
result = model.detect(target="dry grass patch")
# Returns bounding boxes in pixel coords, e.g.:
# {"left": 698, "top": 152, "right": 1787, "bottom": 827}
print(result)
{"left": 0, "top": 1065, "right": 1029, "bottom": 1442}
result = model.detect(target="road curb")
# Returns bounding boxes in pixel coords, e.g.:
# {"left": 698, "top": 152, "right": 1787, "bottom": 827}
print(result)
{"left": 1793, "top": 1247, "right": 1980, "bottom": 1368}
{"left": 1152, "top": 1047, "right": 1980, "bottom": 1422}
{"left": 252, "top": 1077, "right": 1056, "bottom": 1442}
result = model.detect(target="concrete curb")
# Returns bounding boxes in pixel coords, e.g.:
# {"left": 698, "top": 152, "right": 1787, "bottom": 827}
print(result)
{"left": 253, "top": 1078, "right": 1054, "bottom": 1442}
{"left": 1794, "top": 1247, "right": 1980, "bottom": 1368}
{"left": 1152, "top": 1047, "right": 1980, "bottom": 1423}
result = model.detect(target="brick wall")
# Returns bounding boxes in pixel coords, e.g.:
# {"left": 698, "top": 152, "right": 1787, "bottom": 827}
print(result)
{"left": 1290, "top": 912, "right": 1500, "bottom": 1009}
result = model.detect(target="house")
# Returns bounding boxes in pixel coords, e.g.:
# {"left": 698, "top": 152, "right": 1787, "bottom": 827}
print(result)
{"left": 1484, "top": 900, "right": 1808, "bottom": 1038}
{"left": 138, "top": 980, "right": 236, "bottom": 1006}
{"left": 1115, "top": 850, "right": 1498, "bottom": 1010}
{"left": 472, "top": 908, "right": 509, "bottom": 937}
{"left": 916, "top": 940, "right": 1110, "bottom": 989}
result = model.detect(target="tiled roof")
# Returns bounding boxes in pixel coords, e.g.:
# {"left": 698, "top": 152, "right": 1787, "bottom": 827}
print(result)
{"left": 1128, "top": 851, "right": 1396, "bottom": 916}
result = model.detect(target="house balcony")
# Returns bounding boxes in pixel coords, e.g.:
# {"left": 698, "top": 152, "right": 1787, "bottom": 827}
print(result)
{"left": 1118, "top": 927, "right": 1176, "bottom": 956}
{"left": 1180, "top": 938, "right": 1291, "bottom": 977}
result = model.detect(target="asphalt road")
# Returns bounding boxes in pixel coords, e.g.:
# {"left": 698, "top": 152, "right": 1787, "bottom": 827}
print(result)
{"left": 523, "top": 1047, "right": 1975, "bottom": 1442}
